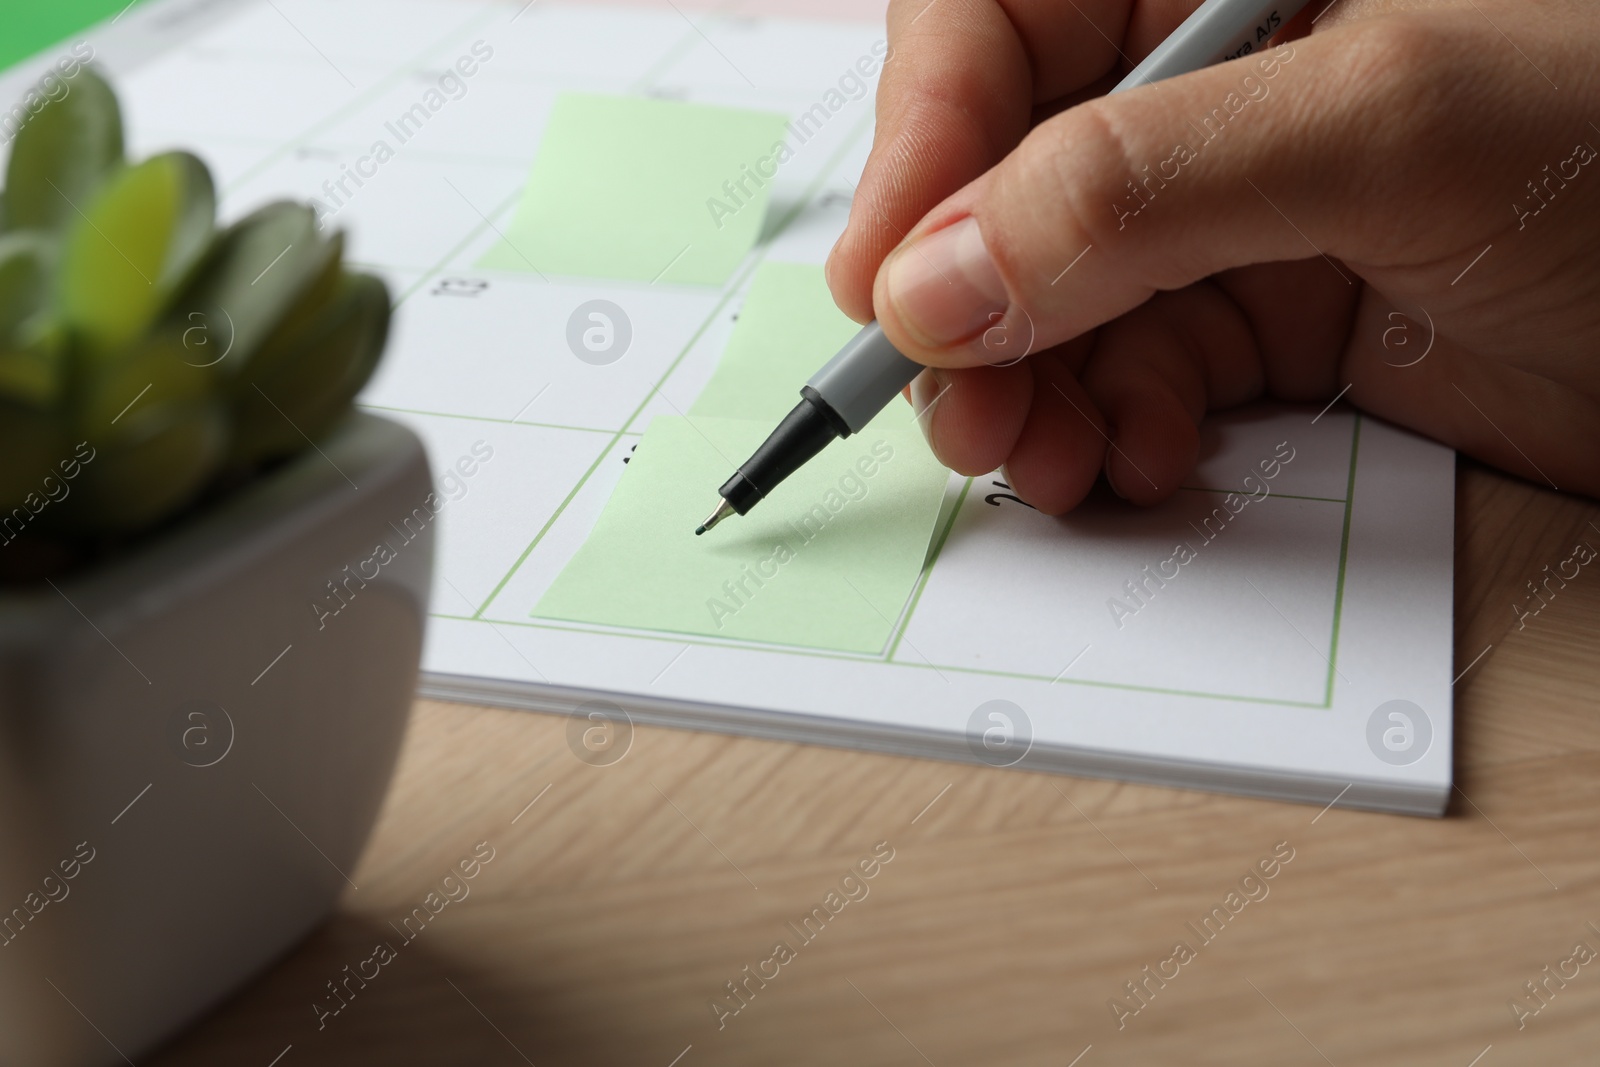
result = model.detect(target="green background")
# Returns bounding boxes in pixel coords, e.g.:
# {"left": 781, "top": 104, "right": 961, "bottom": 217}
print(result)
{"left": 2, "top": 1, "right": 134, "bottom": 73}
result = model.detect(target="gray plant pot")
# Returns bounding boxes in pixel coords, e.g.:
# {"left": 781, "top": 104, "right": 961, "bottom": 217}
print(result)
{"left": 0, "top": 413, "right": 433, "bottom": 1066}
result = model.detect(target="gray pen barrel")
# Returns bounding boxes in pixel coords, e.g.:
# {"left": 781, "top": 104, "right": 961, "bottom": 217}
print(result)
{"left": 804, "top": 322, "right": 924, "bottom": 434}
{"left": 1119, "top": 0, "right": 1298, "bottom": 92}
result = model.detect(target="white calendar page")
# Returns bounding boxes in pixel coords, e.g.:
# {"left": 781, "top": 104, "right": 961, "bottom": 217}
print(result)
{"left": 6, "top": 0, "right": 1456, "bottom": 814}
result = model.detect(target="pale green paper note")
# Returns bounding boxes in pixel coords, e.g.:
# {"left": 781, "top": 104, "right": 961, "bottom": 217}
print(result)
{"left": 478, "top": 93, "right": 789, "bottom": 285}
{"left": 689, "top": 261, "right": 865, "bottom": 422}
{"left": 532, "top": 413, "right": 949, "bottom": 653}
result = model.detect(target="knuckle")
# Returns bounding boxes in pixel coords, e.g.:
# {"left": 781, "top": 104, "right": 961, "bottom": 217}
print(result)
{"left": 1295, "top": 13, "right": 1504, "bottom": 246}
{"left": 995, "top": 104, "right": 1146, "bottom": 278}
{"left": 1320, "top": 15, "right": 1484, "bottom": 168}
{"left": 1335, "top": 19, "right": 1452, "bottom": 128}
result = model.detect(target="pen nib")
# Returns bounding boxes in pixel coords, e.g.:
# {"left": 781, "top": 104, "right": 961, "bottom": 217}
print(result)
{"left": 695, "top": 499, "right": 735, "bottom": 536}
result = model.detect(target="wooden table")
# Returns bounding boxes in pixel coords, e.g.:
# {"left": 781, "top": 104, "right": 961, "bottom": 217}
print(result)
{"left": 154, "top": 460, "right": 1600, "bottom": 1066}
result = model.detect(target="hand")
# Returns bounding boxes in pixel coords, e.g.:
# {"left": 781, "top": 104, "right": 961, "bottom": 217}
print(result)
{"left": 825, "top": 0, "right": 1600, "bottom": 512}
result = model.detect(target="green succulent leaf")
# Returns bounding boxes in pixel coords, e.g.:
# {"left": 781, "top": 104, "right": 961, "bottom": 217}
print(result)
{"left": 227, "top": 271, "right": 390, "bottom": 470}
{"left": 0, "top": 232, "right": 64, "bottom": 406}
{"left": 3, "top": 67, "right": 124, "bottom": 234}
{"left": 0, "top": 72, "right": 394, "bottom": 555}
{"left": 51, "top": 330, "right": 225, "bottom": 536}
{"left": 235, "top": 229, "right": 347, "bottom": 370}
{"left": 52, "top": 399, "right": 226, "bottom": 537}
{"left": 0, "top": 328, "right": 65, "bottom": 409}
{"left": 59, "top": 151, "right": 216, "bottom": 359}
{"left": 76, "top": 326, "right": 217, "bottom": 435}
{"left": 169, "top": 201, "right": 339, "bottom": 376}
{"left": 0, "top": 233, "right": 53, "bottom": 332}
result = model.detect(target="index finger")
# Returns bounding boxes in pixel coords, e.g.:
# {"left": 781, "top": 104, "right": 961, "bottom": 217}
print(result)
{"left": 825, "top": 0, "right": 1200, "bottom": 322}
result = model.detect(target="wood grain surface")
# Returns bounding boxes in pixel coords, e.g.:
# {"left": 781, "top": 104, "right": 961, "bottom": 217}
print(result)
{"left": 153, "top": 459, "right": 1600, "bottom": 1067}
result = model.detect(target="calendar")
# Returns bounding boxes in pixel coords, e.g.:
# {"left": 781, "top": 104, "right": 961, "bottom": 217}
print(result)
{"left": 9, "top": 0, "right": 1457, "bottom": 814}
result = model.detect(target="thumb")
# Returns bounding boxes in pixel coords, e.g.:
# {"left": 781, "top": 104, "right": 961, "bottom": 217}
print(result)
{"left": 868, "top": 17, "right": 1475, "bottom": 367}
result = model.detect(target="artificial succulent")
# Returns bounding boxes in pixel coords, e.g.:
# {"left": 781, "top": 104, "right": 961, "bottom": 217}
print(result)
{"left": 0, "top": 66, "right": 389, "bottom": 548}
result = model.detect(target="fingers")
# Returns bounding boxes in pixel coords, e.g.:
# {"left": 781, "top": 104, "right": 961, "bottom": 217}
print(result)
{"left": 911, "top": 315, "right": 1206, "bottom": 516}
{"left": 908, "top": 361, "right": 1032, "bottom": 476}
{"left": 825, "top": 0, "right": 1032, "bottom": 322}
{"left": 826, "top": 0, "right": 1145, "bottom": 322}
{"left": 869, "top": 14, "right": 1500, "bottom": 369}
{"left": 971, "top": 284, "right": 1268, "bottom": 513}
{"left": 907, "top": 345, "right": 1112, "bottom": 515}
{"left": 1080, "top": 283, "right": 1255, "bottom": 505}
{"left": 1000, "top": 349, "right": 1111, "bottom": 514}
{"left": 1211, "top": 260, "right": 1359, "bottom": 403}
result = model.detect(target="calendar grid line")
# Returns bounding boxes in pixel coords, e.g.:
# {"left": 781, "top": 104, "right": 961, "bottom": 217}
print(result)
{"left": 393, "top": 186, "right": 525, "bottom": 306}
{"left": 220, "top": 2, "right": 507, "bottom": 195}
{"left": 359, "top": 402, "right": 629, "bottom": 436}
{"left": 886, "top": 478, "right": 974, "bottom": 664}
{"left": 1322, "top": 414, "right": 1362, "bottom": 706}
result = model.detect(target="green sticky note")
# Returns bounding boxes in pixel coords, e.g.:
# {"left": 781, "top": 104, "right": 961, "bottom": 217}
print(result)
{"left": 479, "top": 93, "right": 789, "bottom": 285}
{"left": 690, "top": 261, "right": 863, "bottom": 422}
{"left": 533, "top": 412, "right": 948, "bottom": 653}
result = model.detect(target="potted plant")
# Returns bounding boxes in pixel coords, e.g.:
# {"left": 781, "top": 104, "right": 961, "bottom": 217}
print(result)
{"left": 0, "top": 68, "right": 433, "bottom": 1064}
